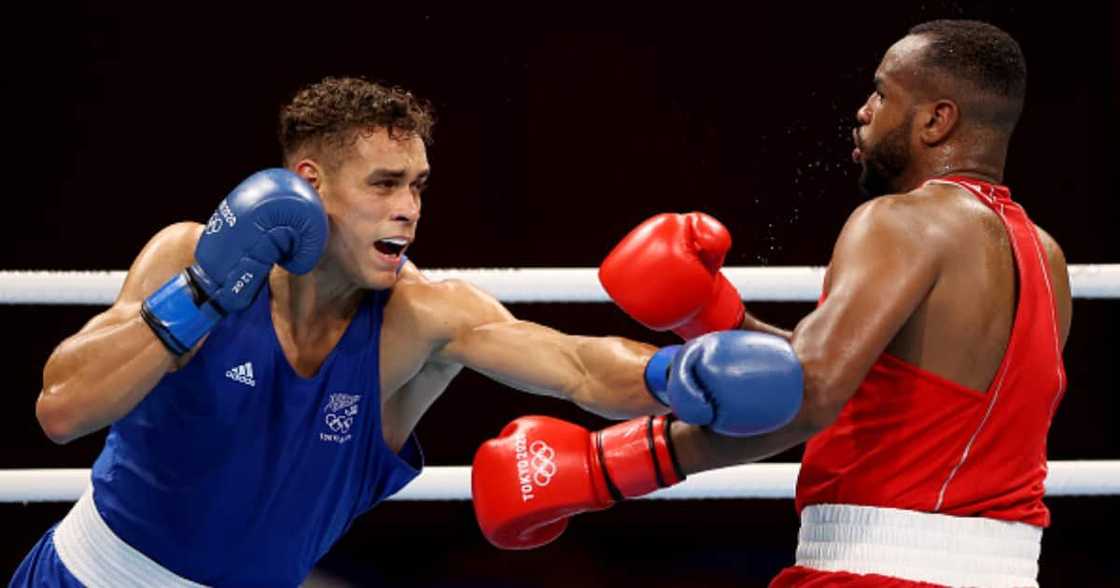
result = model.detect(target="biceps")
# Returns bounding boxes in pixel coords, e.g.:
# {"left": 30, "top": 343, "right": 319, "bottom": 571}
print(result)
{"left": 794, "top": 260, "right": 936, "bottom": 397}
{"left": 798, "top": 287, "right": 915, "bottom": 364}
{"left": 75, "top": 302, "right": 141, "bottom": 337}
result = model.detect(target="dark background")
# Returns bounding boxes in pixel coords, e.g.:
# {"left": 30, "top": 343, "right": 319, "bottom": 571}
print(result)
{"left": 2, "top": 2, "right": 1116, "bottom": 586}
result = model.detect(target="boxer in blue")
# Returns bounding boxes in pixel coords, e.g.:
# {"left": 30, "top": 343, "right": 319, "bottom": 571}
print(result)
{"left": 12, "top": 77, "right": 802, "bottom": 587}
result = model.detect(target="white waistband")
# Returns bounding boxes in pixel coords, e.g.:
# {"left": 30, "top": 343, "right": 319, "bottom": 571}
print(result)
{"left": 52, "top": 485, "right": 208, "bottom": 588}
{"left": 795, "top": 504, "right": 1042, "bottom": 587}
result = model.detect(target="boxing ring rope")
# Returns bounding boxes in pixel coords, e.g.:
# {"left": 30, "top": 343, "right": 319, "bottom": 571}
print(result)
{"left": 2, "top": 462, "right": 1119, "bottom": 503}
{"left": 2, "top": 264, "right": 1118, "bottom": 503}
{"left": 0, "top": 264, "right": 1117, "bottom": 304}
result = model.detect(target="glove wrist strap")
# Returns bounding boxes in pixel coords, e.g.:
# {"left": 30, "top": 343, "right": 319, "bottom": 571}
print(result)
{"left": 643, "top": 346, "right": 680, "bottom": 406}
{"left": 594, "top": 415, "right": 686, "bottom": 501}
{"left": 140, "top": 271, "right": 223, "bottom": 356}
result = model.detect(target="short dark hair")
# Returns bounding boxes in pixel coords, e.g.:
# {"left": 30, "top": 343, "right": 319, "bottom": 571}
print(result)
{"left": 909, "top": 20, "right": 1026, "bottom": 126}
{"left": 279, "top": 77, "right": 435, "bottom": 166}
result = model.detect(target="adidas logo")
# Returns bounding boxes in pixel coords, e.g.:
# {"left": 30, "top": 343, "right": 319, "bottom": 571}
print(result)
{"left": 226, "top": 362, "right": 256, "bottom": 387}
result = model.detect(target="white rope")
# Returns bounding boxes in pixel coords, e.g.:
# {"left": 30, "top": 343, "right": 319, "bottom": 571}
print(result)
{"left": 0, "top": 265, "right": 1117, "bottom": 304}
{"left": 2, "top": 461, "right": 1117, "bottom": 502}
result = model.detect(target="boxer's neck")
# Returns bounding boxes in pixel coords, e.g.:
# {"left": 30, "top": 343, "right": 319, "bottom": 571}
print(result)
{"left": 269, "top": 267, "right": 363, "bottom": 340}
{"left": 899, "top": 135, "right": 1007, "bottom": 193}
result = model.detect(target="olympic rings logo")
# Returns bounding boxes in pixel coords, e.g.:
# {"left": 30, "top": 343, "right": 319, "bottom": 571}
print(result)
{"left": 205, "top": 213, "right": 223, "bottom": 235}
{"left": 325, "top": 413, "right": 354, "bottom": 434}
{"left": 529, "top": 440, "right": 557, "bottom": 486}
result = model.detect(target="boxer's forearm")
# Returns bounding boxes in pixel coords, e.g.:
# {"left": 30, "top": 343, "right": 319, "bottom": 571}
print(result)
{"left": 449, "top": 320, "right": 666, "bottom": 419}
{"left": 563, "top": 335, "right": 669, "bottom": 419}
{"left": 741, "top": 310, "right": 793, "bottom": 340}
{"left": 37, "top": 306, "right": 177, "bottom": 444}
{"left": 668, "top": 415, "right": 816, "bottom": 475}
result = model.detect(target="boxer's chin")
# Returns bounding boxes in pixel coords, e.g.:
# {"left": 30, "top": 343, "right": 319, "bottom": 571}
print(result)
{"left": 859, "top": 166, "right": 886, "bottom": 198}
{"left": 363, "top": 267, "right": 400, "bottom": 291}
{"left": 857, "top": 145, "right": 908, "bottom": 198}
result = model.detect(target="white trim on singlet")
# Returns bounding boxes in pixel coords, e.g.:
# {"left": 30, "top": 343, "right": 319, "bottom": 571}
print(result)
{"left": 796, "top": 504, "right": 1041, "bottom": 587}
{"left": 52, "top": 486, "right": 209, "bottom": 588}
{"left": 933, "top": 357, "right": 1009, "bottom": 512}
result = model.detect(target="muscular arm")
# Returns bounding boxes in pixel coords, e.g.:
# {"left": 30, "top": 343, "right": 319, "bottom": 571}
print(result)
{"left": 35, "top": 223, "right": 202, "bottom": 444}
{"left": 740, "top": 311, "right": 793, "bottom": 340}
{"left": 429, "top": 281, "right": 666, "bottom": 419}
{"left": 671, "top": 198, "right": 943, "bottom": 473}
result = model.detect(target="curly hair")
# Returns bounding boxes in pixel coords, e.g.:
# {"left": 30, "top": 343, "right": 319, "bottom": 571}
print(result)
{"left": 279, "top": 77, "right": 435, "bottom": 167}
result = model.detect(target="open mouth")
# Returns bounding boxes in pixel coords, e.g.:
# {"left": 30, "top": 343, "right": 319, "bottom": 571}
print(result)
{"left": 374, "top": 237, "right": 409, "bottom": 258}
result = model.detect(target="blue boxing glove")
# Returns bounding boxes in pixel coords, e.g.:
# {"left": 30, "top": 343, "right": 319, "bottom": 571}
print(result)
{"left": 643, "top": 331, "right": 803, "bottom": 437}
{"left": 141, "top": 169, "right": 329, "bottom": 355}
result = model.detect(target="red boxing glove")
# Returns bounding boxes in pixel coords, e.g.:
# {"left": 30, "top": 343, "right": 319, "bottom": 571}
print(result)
{"left": 599, "top": 212, "right": 745, "bottom": 339}
{"left": 471, "top": 415, "right": 684, "bottom": 550}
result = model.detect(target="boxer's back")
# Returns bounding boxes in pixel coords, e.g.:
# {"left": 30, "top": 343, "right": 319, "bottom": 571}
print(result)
{"left": 798, "top": 176, "right": 1069, "bottom": 524}
{"left": 886, "top": 180, "right": 1020, "bottom": 390}
{"left": 888, "top": 178, "right": 1071, "bottom": 387}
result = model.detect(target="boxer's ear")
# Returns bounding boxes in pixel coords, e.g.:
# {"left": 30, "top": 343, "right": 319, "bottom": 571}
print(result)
{"left": 918, "top": 99, "right": 959, "bottom": 146}
{"left": 294, "top": 160, "right": 323, "bottom": 192}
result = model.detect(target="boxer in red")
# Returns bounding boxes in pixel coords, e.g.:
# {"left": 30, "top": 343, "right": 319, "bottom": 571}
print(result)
{"left": 472, "top": 19, "right": 1071, "bottom": 587}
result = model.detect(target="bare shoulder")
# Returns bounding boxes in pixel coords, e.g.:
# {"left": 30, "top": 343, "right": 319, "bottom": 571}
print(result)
{"left": 387, "top": 272, "right": 514, "bottom": 345}
{"left": 155, "top": 222, "right": 203, "bottom": 258}
{"left": 139, "top": 221, "right": 203, "bottom": 261}
{"left": 75, "top": 222, "right": 203, "bottom": 337}
{"left": 838, "top": 193, "right": 945, "bottom": 248}
{"left": 823, "top": 192, "right": 954, "bottom": 295}
{"left": 115, "top": 222, "right": 203, "bottom": 304}
{"left": 903, "top": 183, "right": 987, "bottom": 242}
{"left": 851, "top": 192, "right": 933, "bottom": 224}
